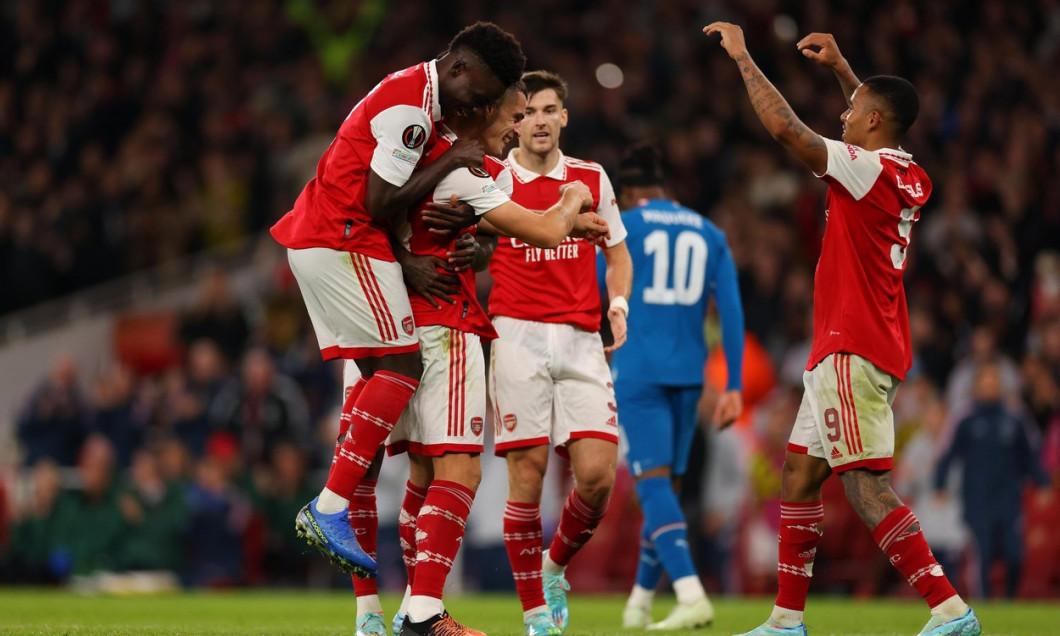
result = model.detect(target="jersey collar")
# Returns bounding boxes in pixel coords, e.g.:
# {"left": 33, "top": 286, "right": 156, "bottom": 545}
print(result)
{"left": 877, "top": 146, "right": 912, "bottom": 167}
{"left": 506, "top": 148, "right": 567, "bottom": 183}
{"left": 427, "top": 60, "right": 442, "bottom": 123}
{"left": 438, "top": 124, "right": 458, "bottom": 143}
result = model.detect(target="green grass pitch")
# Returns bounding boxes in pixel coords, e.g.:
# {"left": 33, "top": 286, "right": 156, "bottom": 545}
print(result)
{"left": 0, "top": 589, "right": 1056, "bottom": 635}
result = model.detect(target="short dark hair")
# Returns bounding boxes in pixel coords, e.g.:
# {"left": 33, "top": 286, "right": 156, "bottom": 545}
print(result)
{"left": 522, "top": 70, "right": 568, "bottom": 102}
{"left": 861, "top": 75, "right": 919, "bottom": 136}
{"left": 617, "top": 141, "right": 665, "bottom": 189}
{"left": 448, "top": 22, "right": 526, "bottom": 88}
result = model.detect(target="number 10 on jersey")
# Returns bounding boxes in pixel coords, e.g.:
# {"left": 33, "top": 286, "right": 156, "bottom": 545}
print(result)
{"left": 642, "top": 229, "right": 708, "bottom": 306}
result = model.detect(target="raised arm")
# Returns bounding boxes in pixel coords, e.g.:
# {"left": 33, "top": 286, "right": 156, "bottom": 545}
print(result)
{"left": 703, "top": 22, "right": 827, "bottom": 175}
{"left": 796, "top": 32, "right": 862, "bottom": 106}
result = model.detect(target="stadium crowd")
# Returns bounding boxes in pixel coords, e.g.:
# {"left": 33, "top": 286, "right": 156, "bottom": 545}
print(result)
{"left": 2, "top": 0, "right": 1060, "bottom": 599}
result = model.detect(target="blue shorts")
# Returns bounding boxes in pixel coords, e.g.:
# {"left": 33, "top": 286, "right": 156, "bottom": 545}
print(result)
{"left": 616, "top": 381, "right": 701, "bottom": 477}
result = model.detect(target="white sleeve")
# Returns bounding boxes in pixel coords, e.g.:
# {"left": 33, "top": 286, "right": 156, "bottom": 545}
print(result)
{"left": 369, "top": 104, "right": 433, "bottom": 187}
{"left": 816, "top": 137, "right": 884, "bottom": 201}
{"left": 433, "top": 167, "right": 511, "bottom": 216}
{"left": 596, "top": 169, "right": 627, "bottom": 247}
{"left": 494, "top": 166, "right": 514, "bottom": 197}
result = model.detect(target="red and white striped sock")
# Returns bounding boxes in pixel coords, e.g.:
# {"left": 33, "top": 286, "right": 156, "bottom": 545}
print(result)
{"left": 323, "top": 371, "right": 418, "bottom": 504}
{"left": 399, "top": 480, "right": 429, "bottom": 586}
{"left": 408, "top": 480, "right": 475, "bottom": 622}
{"left": 772, "top": 501, "right": 824, "bottom": 625}
{"left": 350, "top": 479, "right": 379, "bottom": 598}
{"left": 547, "top": 489, "right": 607, "bottom": 567}
{"left": 326, "top": 375, "right": 370, "bottom": 484}
{"left": 873, "top": 506, "right": 958, "bottom": 609}
{"left": 504, "top": 501, "right": 546, "bottom": 612}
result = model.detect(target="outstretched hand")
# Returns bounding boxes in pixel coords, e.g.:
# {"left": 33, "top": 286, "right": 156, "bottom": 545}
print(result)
{"left": 796, "top": 32, "right": 845, "bottom": 69}
{"left": 703, "top": 22, "right": 748, "bottom": 60}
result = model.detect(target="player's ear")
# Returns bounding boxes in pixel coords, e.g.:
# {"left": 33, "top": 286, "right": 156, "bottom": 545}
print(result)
{"left": 868, "top": 109, "right": 882, "bottom": 129}
{"left": 560, "top": 108, "right": 569, "bottom": 128}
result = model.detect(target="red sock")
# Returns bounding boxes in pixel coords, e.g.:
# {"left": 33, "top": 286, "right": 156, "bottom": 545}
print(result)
{"left": 350, "top": 479, "right": 378, "bottom": 595}
{"left": 410, "top": 480, "right": 475, "bottom": 601}
{"left": 504, "top": 501, "right": 545, "bottom": 611}
{"left": 873, "top": 506, "right": 957, "bottom": 607}
{"left": 775, "top": 500, "right": 824, "bottom": 611}
{"left": 400, "top": 480, "right": 428, "bottom": 585}
{"left": 547, "top": 489, "right": 607, "bottom": 566}
{"left": 328, "top": 376, "right": 370, "bottom": 483}
{"left": 326, "top": 371, "right": 418, "bottom": 498}
{"left": 337, "top": 376, "right": 370, "bottom": 439}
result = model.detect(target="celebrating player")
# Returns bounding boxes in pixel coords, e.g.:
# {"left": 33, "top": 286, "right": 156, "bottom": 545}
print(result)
{"left": 270, "top": 22, "right": 525, "bottom": 577}
{"left": 489, "top": 70, "right": 633, "bottom": 636}
{"left": 352, "top": 84, "right": 607, "bottom": 636}
{"left": 703, "top": 24, "right": 980, "bottom": 636}
{"left": 610, "top": 142, "right": 744, "bottom": 631}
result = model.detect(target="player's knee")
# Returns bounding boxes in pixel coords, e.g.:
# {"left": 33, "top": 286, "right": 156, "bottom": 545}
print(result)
{"left": 576, "top": 463, "right": 616, "bottom": 507}
{"left": 508, "top": 464, "right": 545, "bottom": 501}
{"left": 781, "top": 455, "right": 828, "bottom": 501}
{"left": 433, "top": 453, "right": 481, "bottom": 491}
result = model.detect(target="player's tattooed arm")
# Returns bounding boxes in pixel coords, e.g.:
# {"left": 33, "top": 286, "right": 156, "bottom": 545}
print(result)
{"left": 796, "top": 33, "right": 861, "bottom": 106}
{"left": 704, "top": 22, "right": 828, "bottom": 175}
{"left": 838, "top": 469, "right": 913, "bottom": 530}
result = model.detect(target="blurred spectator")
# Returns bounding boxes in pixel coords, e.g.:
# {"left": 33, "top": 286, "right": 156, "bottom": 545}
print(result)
{"left": 159, "top": 339, "right": 229, "bottom": 456}
{"left": 934, "top": 361, "right": 1051, "bottom": 598}
{"left": 90, "top": 363, "right": 150, "bottom": 467}
{"left": 17, "top": 355, "right": 89, "bottom": 467}
{"left": 54, "top": 435, "right": 125, "bottom": 577}
{"left": 698, "top": 422, "right": 749, "bottom": 595}
{"left": 177, "top": 270, "right": 251, "bottom": 365}
{"left": 115, "top": 448, "right": 188, "bottom": 573}
{"left": 207, "top": 347, "right": 311, "bottom": 469}
{"left": 255, "top": 441, "right": 317, "bottom": 585}
{"left": 945, "top": 326, "right": 1023, "bottom": 414}
{"left": 183, "top": 453, "right": 253, "bottom": 587}
{"left": 1, "top": 460, "right": 67, "bottom": 583}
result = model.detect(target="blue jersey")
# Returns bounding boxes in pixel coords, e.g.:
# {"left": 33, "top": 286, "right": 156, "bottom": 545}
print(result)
{"left": 607, "top": 198, "right": 744, "bottom": 389}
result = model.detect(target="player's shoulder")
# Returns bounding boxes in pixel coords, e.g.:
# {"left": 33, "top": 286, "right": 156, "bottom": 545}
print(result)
{"left": 368, "top": 62, "right": 430, "bottom": 109}
{"left": 484, "top": 155, "right": 507, "bottom": 178}
{"left": 563, "top": 155, "right": 604, "bottom": 172}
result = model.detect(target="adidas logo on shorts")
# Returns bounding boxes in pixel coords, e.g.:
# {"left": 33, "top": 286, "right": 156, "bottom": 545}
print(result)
{"left": 830, "top": 446, "right": 843, "bottom": 460}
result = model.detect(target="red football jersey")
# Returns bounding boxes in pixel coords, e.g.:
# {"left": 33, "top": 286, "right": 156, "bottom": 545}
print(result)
{"left": 807, "top": 138, "right": 933, "bottom": 380}
{"left": 270, "top": 61, "right": 441, "bottom": 260}
{"left": 488, "top": 149, "right": 627, "bottom": 332}
{"left": 400, "top": 128, "right": 513, "bottom": 340}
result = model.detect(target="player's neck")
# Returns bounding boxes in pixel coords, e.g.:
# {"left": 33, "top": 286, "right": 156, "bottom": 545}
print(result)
{"left": 514, "top": 146, "right": 561, "bottom": 176}
{"left": 859, "top": 133, "right": 901, "bottom": 153}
